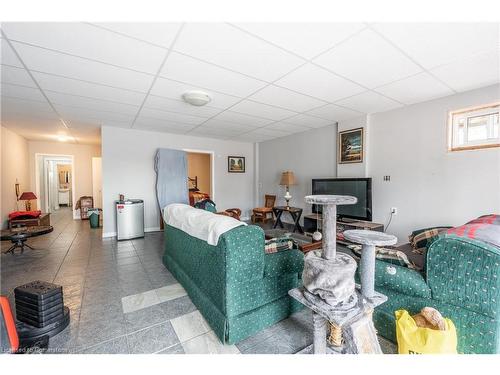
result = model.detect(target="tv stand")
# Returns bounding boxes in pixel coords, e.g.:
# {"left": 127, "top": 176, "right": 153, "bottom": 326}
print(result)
{"left": 303, "top": 213, "right": 384, "bottom": 245}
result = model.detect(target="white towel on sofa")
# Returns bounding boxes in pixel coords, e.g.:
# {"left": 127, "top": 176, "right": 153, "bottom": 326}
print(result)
{"left": 163, "top": 203, "right": 247, "bottom": 246}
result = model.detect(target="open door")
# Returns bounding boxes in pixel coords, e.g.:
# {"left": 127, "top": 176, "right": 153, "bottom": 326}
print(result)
{"left": 92, "top": 157, "right": 102, "bottom": 209}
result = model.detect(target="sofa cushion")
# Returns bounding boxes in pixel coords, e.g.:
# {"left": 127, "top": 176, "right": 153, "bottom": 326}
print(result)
{"left": 264, "top": 248, "right": 304, "bottom": 278}
{"left": 373, "top": 261, "right": 431, "bottom": 299}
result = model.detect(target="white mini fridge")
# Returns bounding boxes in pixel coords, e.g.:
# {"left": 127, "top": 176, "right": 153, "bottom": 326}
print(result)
{"left": 116, "top": 199, "right": 144, "bottom": 240}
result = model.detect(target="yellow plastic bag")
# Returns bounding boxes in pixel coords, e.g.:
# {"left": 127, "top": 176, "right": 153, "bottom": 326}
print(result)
{"left": 395, "top": 310, "right": 457, "bottom": 354}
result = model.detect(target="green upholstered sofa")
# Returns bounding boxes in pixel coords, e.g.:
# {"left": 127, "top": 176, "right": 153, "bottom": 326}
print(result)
{"left": 162, "top": 224, "right": 304, "bottom": 344}
{"left": 373, "top": 234, "right": 500, "bottom": 354}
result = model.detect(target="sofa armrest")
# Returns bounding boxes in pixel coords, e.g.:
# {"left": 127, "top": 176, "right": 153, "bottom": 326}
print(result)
{"left": 427, "top": 236, "right": 500, "bottom": 319}
{"left": 264, "top": 249, "right": 304, "bottom": 278}
{"left": 221, "top": 225, "right": 265, "bottom": 283}
{"left": 374, "top": 261, "right": 431, "bottom": 299}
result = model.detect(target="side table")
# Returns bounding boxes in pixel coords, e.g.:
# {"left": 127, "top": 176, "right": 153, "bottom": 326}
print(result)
{"left": 272, "top": 206, "right": 304, "bottom": 233}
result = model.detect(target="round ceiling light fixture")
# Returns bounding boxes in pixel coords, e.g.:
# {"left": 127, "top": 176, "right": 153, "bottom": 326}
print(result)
{"left": 182, "top": 90, "right": 211, "bottom": 106}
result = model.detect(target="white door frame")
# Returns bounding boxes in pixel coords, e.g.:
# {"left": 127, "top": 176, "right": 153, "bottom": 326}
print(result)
{"left": 183, "top": 148, "right": 215, "bottom": 202}
{"left": 35, "top": 153, "right": 77, "bottom": 219}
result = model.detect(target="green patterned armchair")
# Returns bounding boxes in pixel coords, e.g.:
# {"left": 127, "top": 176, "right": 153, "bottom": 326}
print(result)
{"left": 373, "top": 234, "right": 500, "bottom": 354}
{"left": 162, "top": 224, "right": 304, "bottom": 344}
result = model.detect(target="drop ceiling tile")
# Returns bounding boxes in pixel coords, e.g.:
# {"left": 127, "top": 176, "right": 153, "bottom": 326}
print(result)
{"left": 160, "top": 52, "right": 266, "bottom": 98}
{"left": 46, "top": 91, "right": 139, "bottom": 116}
{"left": 275, "top": 63, "right": 365, "bottom": 102}
{"left": 1, "top": 82, "right": 46, "bottom": 102}
{"left": 1, "top": 64, "right": 36, "bottom": 87}
{"left": 91, "top": 22, "right": 182, "bottom": 48}
{"left": 211, "top": 111, "right": 273, "bottom": 127}
{"left": 1, "top": 121, "right": 66, "bottom": 141}
{"left": 150, "top": 77, "right": 241, "bottom": 109}
{"left": 190, "top": 126, "right": 243, "bottom": 138}
{"left": 336, "top": 91, "right": 402, "bottom": 113}
{"left": 375, "top": 72, "right": 454, "bottom": 105}
{"left": 305, "top": 103, "right": 363, "bottom": 121}
{"left": 0, "top": 38, "right": 23, "bottom": 67}
{"left": 12, "top": 42, "right": 154, "bottom": 92}
{"left": 32, "top": 71, "right": 146, "bottom": 106}
{"left": 230, "top": 100, "right": 296, "bottom": 121}
{"left": 201, "top": 118, "right": 256, "bottom": 132}
{"left": 314, "top": 29, "right": 422, "bottom": 88}
{"left": 57, "top": 105, "right": 135, "bottom": 125}
{"left": 3, "top": 22, "right": 167, "bottom": 73}
{"left": 144, "top": 95, "right": 221, "bottom": 118}
{"left": 248, "top": 85, "right": 326, "bottom": 112}
{"left": 174, "top": 23, "right": 304, "bottom": 81}
{"left": 283, "top": 113, "right": 333, "bottom": 128}
{"left": 266, "top": 121, "right": 309, "bottom": 133}
{"left": 430, "top": 50, "right": 500, "bottom": 92}
{"left": 134, "top": 117, "right": 196, "bottom": 133}
{"left": 1, "top": 95, "right": 55, "bottom": 116}
{"left": 234, "top": 23, "right": 366, "bottom": 59}
{"left": 371, "top": 22, "right": 500, "bottom": 69}
{"left": 139, "top": 107, "right": 206, "bottom": 125}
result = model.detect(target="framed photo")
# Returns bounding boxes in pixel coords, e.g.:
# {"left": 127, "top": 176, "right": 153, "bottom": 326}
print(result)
{"left": 338, "top": 128, "right": 364, "bottom": 164}
{"left": 228, "top": 156, "right": 245, "bottom": 173}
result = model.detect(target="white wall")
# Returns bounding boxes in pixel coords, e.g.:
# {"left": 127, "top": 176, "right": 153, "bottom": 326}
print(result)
{"left": 1, "top": 127, "right": 30, "bottom": 228}
{"left": 28, "top": 141, "right": 102, "bottom": 217}
{"left": 369, "top": 84, "right": 500, "bottom": 242}
{"left": 258, "top": 125, "right": 337, "bottom": 218}
{"left": 101, "top": 126, "right": 255, "bottom": 237}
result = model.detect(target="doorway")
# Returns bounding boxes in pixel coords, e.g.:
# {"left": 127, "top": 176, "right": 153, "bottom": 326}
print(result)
{"left": 35, "top": 154, "right": 75, "bottom": 215}
{"left": 185, "top": 150, "right": 214, "bottom": 204}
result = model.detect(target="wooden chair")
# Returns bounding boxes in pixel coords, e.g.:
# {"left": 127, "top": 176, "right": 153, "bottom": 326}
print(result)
{"left": 252, "top": 195, "right": 276, "bottom": 223}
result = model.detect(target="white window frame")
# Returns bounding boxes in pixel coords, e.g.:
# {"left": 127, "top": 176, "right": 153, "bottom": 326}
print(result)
{"left": 448, "top": 102, "right": 500, "bottom": 151}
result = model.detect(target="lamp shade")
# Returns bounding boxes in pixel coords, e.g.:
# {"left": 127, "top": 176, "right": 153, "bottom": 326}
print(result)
{"left": 279, "top": 171, "right": 296, "bottom": 186}
{"left": 19, "top": 192, "right": 37, "bottom": 200}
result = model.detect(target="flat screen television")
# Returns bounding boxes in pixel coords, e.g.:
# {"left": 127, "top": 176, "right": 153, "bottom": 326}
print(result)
{"left": 311, "top": 178, "right": 372, "bottom": 221}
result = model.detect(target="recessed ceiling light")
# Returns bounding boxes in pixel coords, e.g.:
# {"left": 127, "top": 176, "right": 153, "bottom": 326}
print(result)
{"left": 182, "top": 90, "right": 211, "bottom": 106}
{"left": 57, "top": 135, "right": 69, "bottom": 142}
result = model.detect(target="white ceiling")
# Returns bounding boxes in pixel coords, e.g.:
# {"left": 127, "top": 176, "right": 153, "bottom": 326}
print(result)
{"left": 1, "top": 22, "right": 499, "bottom": 145}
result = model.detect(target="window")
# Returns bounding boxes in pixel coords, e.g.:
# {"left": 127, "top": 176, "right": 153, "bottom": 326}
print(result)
{"left": 448, "top": 103, "right": 500, "bottom": 151}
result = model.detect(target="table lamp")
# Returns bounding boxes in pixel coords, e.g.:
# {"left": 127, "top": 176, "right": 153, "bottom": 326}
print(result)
{"left": 19, "top": 192, "right": 37, "bottom": 211}
{"left": 279, "top": 171, "right": 296, "bottom": 209}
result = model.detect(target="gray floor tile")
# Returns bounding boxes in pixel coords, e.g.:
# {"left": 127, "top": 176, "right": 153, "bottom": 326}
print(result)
{"left": 76, "top": 318, "right": 127, "bottom": 349}
{"left": 127, "top": 321, "right": 179, "bottom": 354}
{"left": 78, "top": 336, "right": 129, "bottom": 354}
{"left": 159, "top": 296, "right": 197, "bottom": 320}
{"left": 157, "top": 343, "right": 185, "bottom": 354}
{"left": 124, "top": 304, "right": 168, "bottom": 333}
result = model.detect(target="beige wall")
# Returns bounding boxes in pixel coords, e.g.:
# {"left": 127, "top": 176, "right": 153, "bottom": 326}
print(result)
{"left": 187, "top": 152, "right": 211, "bottom": 195}
{"left": 28, "top": 141, "right": 101, "bottom": 218}
{"left": 1, "top": 126, "right": 30, "bottom": 228}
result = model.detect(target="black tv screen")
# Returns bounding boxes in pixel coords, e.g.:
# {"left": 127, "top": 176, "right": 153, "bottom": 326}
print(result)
{"left": 312, "top": 178, "right": 372, "bottom": 221}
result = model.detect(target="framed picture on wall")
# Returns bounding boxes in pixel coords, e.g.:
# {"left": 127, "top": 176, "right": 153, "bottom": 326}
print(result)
{"left": 338, "top": 128, "right": 364, "bottom": 164}
{"left": 228, "top": 156, "right": 245, "bottom": 173}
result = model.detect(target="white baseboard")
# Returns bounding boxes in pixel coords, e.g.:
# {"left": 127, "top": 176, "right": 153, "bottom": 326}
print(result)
{"left": 102, "top": 227, "right": 162, "bottom": 239}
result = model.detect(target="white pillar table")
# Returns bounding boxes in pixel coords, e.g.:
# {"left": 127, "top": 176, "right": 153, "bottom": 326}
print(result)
{"left": 289, "top": 195, "right": 394, "bottom": 354}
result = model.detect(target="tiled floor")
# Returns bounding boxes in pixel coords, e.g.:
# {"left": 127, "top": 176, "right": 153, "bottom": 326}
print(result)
{"left": 1, "top": 208, "right": 396, "bottom": 354}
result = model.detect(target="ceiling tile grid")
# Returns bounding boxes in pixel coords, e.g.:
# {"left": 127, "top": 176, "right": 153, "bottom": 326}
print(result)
{"left": 1, "top": 22, "right": 498, "bottom": 144}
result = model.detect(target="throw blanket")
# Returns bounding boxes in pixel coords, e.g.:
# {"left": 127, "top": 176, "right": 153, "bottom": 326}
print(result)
{"left": 154, "top": 149, "right": 189, "bottom": 211}
{"left": 8, "top": 210, "right": 41, "bottom": 220}
{"left": 446, "top": 214, "right": 500, "bottom": 248}
{"left": 163, "top": 204, "right": 246, "bottom": 246}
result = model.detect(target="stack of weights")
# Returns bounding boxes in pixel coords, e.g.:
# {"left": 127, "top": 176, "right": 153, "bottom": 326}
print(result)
{"left": 14, "top": 280, "right": 70, "bottom": 342}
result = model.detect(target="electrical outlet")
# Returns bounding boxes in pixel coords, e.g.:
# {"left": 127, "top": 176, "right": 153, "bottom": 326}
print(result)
{"left": 391, "top": 207, "right": 398, "bottom": 215}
